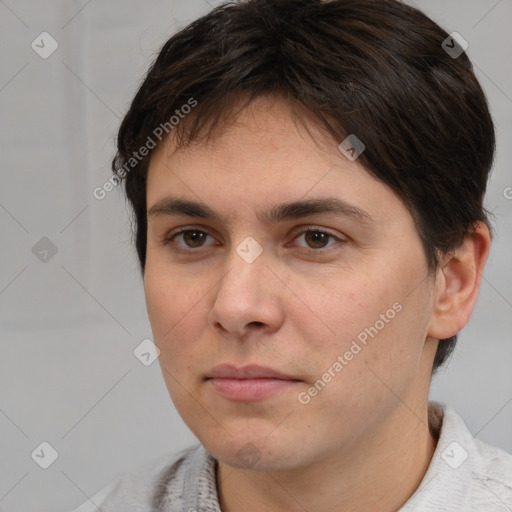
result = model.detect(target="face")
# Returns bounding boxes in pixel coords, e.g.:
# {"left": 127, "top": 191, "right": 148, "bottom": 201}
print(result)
{"left": 144, "top": 96, "right": 438, "bottom": 471}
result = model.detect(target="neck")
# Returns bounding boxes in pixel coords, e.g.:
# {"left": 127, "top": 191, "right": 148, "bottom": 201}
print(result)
{"left": 216, "top": 401, "right": 438, "bottom": 512}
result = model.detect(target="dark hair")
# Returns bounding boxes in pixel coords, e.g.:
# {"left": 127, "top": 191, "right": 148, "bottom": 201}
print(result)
{"left": 112, "top": 0, "right": 495, "bottom": 373}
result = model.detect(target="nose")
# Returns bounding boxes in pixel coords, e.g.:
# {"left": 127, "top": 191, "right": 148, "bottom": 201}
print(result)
{"left": 208, "top": 243, "right": 284, "bottom": 339}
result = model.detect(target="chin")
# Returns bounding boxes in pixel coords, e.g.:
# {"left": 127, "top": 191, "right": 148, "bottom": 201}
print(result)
{"left": 202, "top": 434, "right": 309, "bottom": 471}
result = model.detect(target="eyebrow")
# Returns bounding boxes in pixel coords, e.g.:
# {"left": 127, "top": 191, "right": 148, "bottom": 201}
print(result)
{"left": 147, "top": 197, "right": 374, "bottom": 226}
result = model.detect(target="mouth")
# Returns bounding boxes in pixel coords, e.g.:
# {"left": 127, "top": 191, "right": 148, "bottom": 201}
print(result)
{"left": 205, "top": 364, "right": 301, "bottom": 402}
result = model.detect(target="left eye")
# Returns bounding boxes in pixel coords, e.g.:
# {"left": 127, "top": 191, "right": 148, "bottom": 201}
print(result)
{"left": 292, "top": 229, "right": 341, "bottom": 250}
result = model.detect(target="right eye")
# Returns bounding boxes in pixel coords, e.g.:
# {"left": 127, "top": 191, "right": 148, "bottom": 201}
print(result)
{"left": 163, "top": 228, "right": 218, "bottom": 253}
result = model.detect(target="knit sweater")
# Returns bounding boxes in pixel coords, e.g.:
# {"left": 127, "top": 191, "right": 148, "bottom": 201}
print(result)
{"left": 78, "top": 402, "right": 512, "bottom": 511}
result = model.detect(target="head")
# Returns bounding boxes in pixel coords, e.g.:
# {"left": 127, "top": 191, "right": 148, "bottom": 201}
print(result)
{"left": 113, "top": 0, "right": 494, "bottom": 470}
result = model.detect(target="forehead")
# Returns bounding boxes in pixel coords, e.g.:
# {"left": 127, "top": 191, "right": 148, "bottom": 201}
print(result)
{"left": 152, "top": 95, "right": 342, "bottom": 176}
{"left": 146, "top": 96, "right": 412, "bottom": 231}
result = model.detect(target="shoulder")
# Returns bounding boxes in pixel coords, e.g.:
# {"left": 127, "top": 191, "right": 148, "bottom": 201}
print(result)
{"left": 413, "top": 402, "right": 512, "bottom": 511}
{"left": 470, "top": 435, "right": 512, "bottom": 510}
{"left": 442, "top": 404, "right": 512, "bottom": 507}
{"left": 401, "top": 402, "right": 512, "bottom": 512}
{"left": 74, "top": 444, "right": 202, "bottom": 512}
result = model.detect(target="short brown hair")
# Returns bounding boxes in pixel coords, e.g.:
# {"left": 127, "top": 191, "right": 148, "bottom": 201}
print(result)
{"left": 113, "top": 0, "right": 495, "bottom": 372}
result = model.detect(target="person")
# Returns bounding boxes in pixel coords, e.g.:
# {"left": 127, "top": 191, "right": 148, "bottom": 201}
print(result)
{"left": 91, "top": 0, "right": 512, "bottom": 510}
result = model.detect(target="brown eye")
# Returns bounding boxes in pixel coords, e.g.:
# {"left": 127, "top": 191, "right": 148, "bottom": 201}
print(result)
{"left": 303, "top": 230, "right": 330, "bottom": 249}
{"left": 164, "top": 228, "right": 216, "bottom": 251}
{"left": 293, "top": 228, "right": 341, "bottom": 251}
{"left": 181, "top": 230, "right": 208, "bottom": 248}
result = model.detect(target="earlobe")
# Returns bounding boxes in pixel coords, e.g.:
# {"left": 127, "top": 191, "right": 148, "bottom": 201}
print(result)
{"left": 428, "top": 222, "right": 491, "bottom": 340}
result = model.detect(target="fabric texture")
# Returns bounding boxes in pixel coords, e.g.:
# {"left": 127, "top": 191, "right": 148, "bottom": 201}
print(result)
{"left": 95, "top": 402, "right": 512, "bottom": 511}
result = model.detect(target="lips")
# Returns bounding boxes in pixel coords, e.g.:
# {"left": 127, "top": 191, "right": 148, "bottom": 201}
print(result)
{"left": 206, "top": 364, "right": 298, "bottom": 380}
{"left": 205, "top": 364, "right": 301, "bottom": 401}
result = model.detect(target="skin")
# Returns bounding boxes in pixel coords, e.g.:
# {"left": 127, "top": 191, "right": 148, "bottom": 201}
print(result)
{"left": 144, "top": 95, "right": 491, "bottom": 512}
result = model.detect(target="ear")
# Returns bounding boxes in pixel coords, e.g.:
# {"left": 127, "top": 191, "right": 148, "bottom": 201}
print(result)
{"left": 428, "top": 222, "right": 491, "bottom": 339}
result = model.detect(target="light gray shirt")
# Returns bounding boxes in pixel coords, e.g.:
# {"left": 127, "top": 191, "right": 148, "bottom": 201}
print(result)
{"left": 76, "top": 402, "right": 512, "bottom": 511}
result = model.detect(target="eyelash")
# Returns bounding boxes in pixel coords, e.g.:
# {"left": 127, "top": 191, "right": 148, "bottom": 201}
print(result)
{"left": 162, "top": 226, "right": 345, "bottom": 255}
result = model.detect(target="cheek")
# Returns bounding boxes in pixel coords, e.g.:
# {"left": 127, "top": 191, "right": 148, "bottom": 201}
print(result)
{"left": 298, "top": 271, "right": 427, "bottom": 393}
{"left": 297, "top": 275, "right": 388, "bottom": 353}
{"left": 295, "top": 300, "right": 425, "bottom": 443}
{"left": 144, "top": 268, "right": 207, "bottom": 364}
{"left": 144, "top": 270, "right": 211, "bottom": 418}
{"left": 145, "top": 258, "right": 198, "bottom": 330}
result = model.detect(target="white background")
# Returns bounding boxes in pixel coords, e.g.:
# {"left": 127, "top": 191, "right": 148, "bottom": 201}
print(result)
{"left": 0, "top": 1, "right": 511, "bottom": 510}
